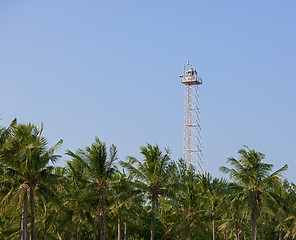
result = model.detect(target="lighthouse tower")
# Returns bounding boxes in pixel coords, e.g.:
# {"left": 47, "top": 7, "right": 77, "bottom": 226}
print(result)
{"left": 179, "top": 61, "right": 203, "bottom": 174}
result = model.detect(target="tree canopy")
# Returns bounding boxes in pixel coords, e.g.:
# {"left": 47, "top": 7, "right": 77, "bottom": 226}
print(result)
{"left": 0, "top": 121, "right": 294, "bottom": 240}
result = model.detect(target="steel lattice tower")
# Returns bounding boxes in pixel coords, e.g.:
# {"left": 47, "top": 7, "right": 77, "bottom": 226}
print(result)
{"left": 179, "top": 61, "right": 203, "bottom": 174}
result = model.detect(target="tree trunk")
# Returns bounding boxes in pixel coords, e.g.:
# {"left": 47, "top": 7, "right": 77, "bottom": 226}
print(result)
{"left": 150, "top": 199, "right": 156, "bottom": 240}
{"left": 30, "top": 186, "right": 35, "bottom": 240}
{"left": 124, "top": 220, "right": 127, "bottom": 240}
{"left": 118, "top": 216, "right": 121, "bottom": 240}
{"left": 100, "top": 195, "right": 105, "bottom": 240}
{"left": 77, "top": 229, "right": 81, "bottom": 240}
{"left": 279, "top": 224, "right": 283, "bottom": 240}
{"left": 212, "top": 217, "right": 216, "bottom": 240}
{"left": 94, "top": 217, "right": 98, "bottom": 240}
{"left": 235, "top": 221, "right": 240, "bottom": 240}
{"left": 44, "top": 223, "right": 48, "bottom": 240}
{"left": 251, "top": 208, "right": 257, "bottom": 240}
{"left": 21, "top": 187, "right": 28, "bottom": 240}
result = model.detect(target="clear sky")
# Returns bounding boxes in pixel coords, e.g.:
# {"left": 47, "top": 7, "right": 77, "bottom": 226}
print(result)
{"left": 1, "top": 1, "right": 295, "bottom": 181}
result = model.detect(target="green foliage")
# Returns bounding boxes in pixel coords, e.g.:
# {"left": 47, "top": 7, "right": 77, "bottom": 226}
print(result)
{"left": 220, "top": 146, "right": 288, "bottom": 240}
{"left": 0, "top": 120, "right": 294, "bottom": 240}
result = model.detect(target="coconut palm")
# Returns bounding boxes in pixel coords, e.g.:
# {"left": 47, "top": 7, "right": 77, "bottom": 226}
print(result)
{"left": 120, "top": 143, "right": 174, "bottom": 240}
{"left": 32, "top": 180, "right": 65, "bottom": 240}
{"left": 63, "top": 157, "right": 99, "bottom": 240}
{"left": 0, "top": 118, "right": 17, "bottom": 212}
{"left": 198, "top": 173, "right": 229, "bottom": 240}
{"left": 110, "top": 170, "right": 151, "bottom": 240}
{"left": 218, "top": 189, "right": 249, "bottom": 240}
{"left": 265, "top": 180, "right": 294, "bottom": 240}
{"left": 219, "top": 146, "right": 288, "bottom": 240}
{"left": 110, "top": 171, "right": 131, "bottom": 240}
{"left": 162, "top": 159, "right": 207, "bottom": 240}
{"left": 0, "top": 118, "right": 17, "bottom": 147}
{"left": 0, "top": 123, "right": 62, "bottom": 240}
{"left": 66, "top": 137, "right": 117, "bottom": 240}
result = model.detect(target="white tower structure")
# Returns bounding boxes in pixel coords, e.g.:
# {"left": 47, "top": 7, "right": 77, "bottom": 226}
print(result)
{"left": 179, "top": 61, "right": 203, "bottom": 174}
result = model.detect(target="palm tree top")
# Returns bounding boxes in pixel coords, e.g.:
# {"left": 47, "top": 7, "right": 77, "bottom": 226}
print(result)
{"left": 219, "top": 146, "right": 288, "bottom": 190}
{"left": 66, "top": 137, "right": 118, "bottom": 184}
{"left": 122, "top": 143, "right": 171, "bottom": 186}
{"left": 1, "top": 123, "right": 63, "bottom": 180}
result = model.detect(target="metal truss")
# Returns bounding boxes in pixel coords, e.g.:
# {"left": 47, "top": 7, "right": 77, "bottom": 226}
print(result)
{"left": 180, "top": 62, "right": 203, "bottom": 174}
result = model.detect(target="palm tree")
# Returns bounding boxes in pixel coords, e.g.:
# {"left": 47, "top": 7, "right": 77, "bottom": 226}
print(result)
{"left": 219, "top": 146, "right": 288, "bottom": 240}
{"left": 265, "top": 180, "right": 293, "bottom": 240}
{"left": 162, "top": 159, "right": 207, "bottom": 240}
{"left": 109, "top": 170, "right": 147, "bottom": 240}
{"left": 0, "top": 123, "right": 62, "bottom": 240}
{"left": 63, "top": 157, "right": 98, "bottom": 240}
{"left": 109, "top": 171, "right": 130, "bottom": 240}
{"left": 120, "top": 143, "right": 174, "bottom": 240}
{"left": 66, "top": 137, "right": 117, "bottom": 240}
{"left": 0, "top": 118, "right": 17, "bottom": 221}
{"left": 0, "top": 118, "right": 17, "bottom": 147}
{"left": 198, "top": 173, "right": 228, "bottom": 240}
{"left": 218, "top": 188, "right": 249, "bottom": 240}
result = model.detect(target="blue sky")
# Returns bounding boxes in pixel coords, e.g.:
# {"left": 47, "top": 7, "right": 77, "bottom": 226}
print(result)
{"left": 1, "top": 1, "right": 295, "bottom": 181}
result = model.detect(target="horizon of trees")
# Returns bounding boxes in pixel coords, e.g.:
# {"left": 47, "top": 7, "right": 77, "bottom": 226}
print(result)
{"left": 0, "top": 119, "right": 295, "bottom": 240}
